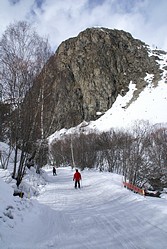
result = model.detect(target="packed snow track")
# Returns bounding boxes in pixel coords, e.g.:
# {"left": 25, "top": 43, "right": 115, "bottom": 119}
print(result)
{"left": 2, "top": 167, "right": 167, "bottom": 249}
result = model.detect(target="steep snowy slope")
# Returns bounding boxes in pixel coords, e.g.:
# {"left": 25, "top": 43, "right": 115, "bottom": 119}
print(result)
{"left": 48, "top": 49, "right": 167, "bottom": 142}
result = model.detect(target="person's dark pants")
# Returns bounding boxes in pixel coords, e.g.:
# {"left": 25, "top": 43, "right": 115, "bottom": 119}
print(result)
{"left": 75, "top": 180, "right": 80, "bottom": 188}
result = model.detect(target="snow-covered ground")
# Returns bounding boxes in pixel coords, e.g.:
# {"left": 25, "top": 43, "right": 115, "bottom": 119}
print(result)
{"left": 1, "top": 167, "right": 167, "bottom": 249}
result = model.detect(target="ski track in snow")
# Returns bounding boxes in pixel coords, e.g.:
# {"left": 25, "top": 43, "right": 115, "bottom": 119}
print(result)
{"left": 3, "top": 167, "right": 167, "bottom": 249}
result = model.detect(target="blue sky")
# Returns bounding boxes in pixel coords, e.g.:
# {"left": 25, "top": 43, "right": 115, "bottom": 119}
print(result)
{"left": 0, "top": 0, "right": 167, "bottom": 51}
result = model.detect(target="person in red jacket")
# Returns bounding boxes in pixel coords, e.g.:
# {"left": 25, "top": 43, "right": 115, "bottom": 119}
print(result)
{"left": 73, "top": 169, "right": 82, "bottom": 188}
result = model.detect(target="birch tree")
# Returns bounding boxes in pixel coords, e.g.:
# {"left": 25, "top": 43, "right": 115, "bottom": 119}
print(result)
{"left": 0, "top": 21, "right": 52, "bottom": 185}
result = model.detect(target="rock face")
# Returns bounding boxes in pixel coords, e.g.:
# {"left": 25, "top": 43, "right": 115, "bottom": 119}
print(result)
{"left": 31, "top": 28, "right": 161, "bottom": 137}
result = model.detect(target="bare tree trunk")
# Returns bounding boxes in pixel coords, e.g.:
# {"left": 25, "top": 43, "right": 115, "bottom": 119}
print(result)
{"left": 16, "top": 149, "right": 27, "bottom": 187}
{"left": 71, "top": 136, "right": 75, "bottom": 168}
{"left": 12, "top": 145, "right": 18, "bottom": 179}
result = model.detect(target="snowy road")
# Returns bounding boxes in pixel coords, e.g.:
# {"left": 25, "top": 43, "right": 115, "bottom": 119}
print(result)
{"left": 3, "top": 167, "right": 167, "bottom": 249}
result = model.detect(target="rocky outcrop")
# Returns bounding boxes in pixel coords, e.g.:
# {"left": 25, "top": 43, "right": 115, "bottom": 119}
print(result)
{"left": 30, "top": 27, "right": 162, "bottom": 137}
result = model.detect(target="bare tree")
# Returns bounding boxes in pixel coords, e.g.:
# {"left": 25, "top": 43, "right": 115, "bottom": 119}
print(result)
{"left": 125, "top": 121, "right": 151, "bottom": 185}
{"left": 0, "top": 21, "right": 52, "bottom": 185}
{"left": 144, "top": 126, "right": 167, "bottom": 189}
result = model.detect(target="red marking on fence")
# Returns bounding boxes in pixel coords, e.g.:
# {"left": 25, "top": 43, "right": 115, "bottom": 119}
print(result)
{"left": 123, "top": 182, "right": 145, "bottom": 196}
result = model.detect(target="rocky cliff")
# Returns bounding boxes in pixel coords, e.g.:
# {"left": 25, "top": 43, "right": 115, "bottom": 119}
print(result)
{"left": 30, "top": 27, "right": 162, "bottom": 138}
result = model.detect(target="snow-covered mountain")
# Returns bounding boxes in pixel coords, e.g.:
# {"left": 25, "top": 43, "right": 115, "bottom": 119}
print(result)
{"left": 48, "top": 48, "right": 167, "bottom": 141}
{"left": 24, "top": 28, "right": 165, "bottom": 141}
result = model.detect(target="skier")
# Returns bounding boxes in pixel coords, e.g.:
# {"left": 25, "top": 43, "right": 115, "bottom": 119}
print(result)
{"left": 53, "top": 166, "right": 57, "bottom": 176}
{"left": 73, "top": 169, "right": 82, "bottom": 188}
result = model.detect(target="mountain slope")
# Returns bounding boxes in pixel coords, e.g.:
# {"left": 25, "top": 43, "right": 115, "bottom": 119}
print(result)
{"left": 27, "top": 27, "right": 163, "bottom": 139}
{"left": 86, "top": 49, "right": 167, "bottom": 131}
{"left": 48, "top": 49, "right": 167, "bottom": 142}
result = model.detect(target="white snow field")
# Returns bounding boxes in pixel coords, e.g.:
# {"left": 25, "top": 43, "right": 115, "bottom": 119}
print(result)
{"left": 1, "top": 167, "right": 167, "bottom": 249}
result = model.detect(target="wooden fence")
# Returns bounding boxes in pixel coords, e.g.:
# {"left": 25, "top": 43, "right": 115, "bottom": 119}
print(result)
{"left": 123, "top": 181, "right": 145, "bottom": 196}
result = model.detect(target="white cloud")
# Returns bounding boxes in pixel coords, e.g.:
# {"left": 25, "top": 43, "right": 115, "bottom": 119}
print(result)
{"left": 0, "top": 0, "right": 34, "bottom": 31}
{"left": 0, "top": 0, "right": 167, "bottom": 51}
